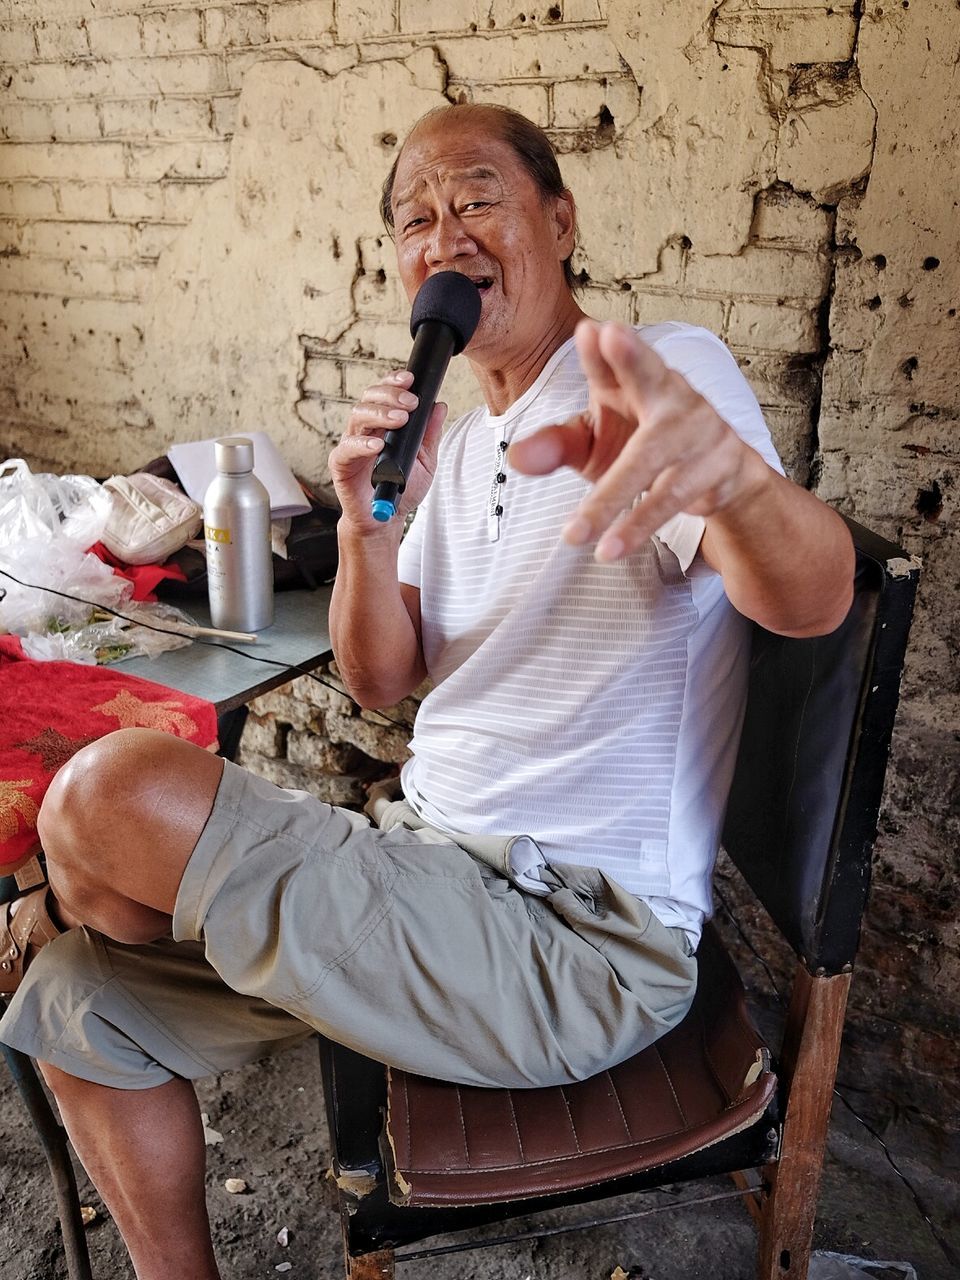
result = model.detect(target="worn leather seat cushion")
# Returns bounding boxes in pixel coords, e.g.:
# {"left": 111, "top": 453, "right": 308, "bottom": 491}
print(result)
{"left": 383, "top": 927, "right": 777, "bottom": 1206}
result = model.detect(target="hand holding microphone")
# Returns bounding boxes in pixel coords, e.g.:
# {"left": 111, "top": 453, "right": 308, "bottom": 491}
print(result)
{"left": 369, "top": 271, "right": 481, "bottom": 521}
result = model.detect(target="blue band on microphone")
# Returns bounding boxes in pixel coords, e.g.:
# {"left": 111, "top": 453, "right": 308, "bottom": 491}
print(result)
{"left": 371, "top": 497, "right": 396, "bottom": 522}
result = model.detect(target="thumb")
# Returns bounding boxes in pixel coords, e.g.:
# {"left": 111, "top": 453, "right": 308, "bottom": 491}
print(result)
{"left": 508, "top": 416, "right": 594, "bottom": 476}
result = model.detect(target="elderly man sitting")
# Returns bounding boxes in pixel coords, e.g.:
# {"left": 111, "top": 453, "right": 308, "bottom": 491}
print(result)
{"left": 0, "top": 103, "right": 854, "bottom": 1280}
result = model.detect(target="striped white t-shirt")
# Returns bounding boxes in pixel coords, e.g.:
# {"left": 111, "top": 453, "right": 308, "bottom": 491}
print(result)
{"left": 396, "top": 323, "right": 783, "bottom": 944}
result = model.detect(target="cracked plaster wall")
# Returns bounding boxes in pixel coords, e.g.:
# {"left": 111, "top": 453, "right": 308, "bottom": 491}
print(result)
{"left": 0, "top": 1, "right": 957, "bottom": 1168}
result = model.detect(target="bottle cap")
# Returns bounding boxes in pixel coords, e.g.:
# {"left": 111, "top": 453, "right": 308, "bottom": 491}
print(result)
{"left": 215, "top": 437, "right": 255, "bottom": 475}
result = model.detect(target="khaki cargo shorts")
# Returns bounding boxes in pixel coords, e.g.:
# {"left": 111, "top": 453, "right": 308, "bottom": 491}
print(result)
{"left": 0, "top": 760, "right": 696, "bottom": 1090}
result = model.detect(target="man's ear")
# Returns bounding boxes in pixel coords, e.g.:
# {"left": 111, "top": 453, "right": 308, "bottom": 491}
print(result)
{"left": 554, "top": 190, "right": 577, "bottom": 260}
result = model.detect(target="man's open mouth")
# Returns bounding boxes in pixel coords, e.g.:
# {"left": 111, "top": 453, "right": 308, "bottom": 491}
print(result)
{"left": 473, "top": 277, "right": 494, "bottom": 294}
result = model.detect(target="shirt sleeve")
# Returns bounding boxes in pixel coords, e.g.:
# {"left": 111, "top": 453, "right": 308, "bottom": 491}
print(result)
{"left": 396, "top": 493, "right": 429, "bottom": 588}
{"left": 640, "top": 323, "right": 784, "bottom": 573}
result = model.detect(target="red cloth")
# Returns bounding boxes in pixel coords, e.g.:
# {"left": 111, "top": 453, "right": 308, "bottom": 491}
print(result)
{"left": 89, "top": 543, "right": 188, "bottom": 602}
{"left": 0, "top": 635, "right": 218, "bottom": 872}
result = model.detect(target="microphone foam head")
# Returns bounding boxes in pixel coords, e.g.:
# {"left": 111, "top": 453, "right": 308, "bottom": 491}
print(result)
{"left": 410, "top": 271, "right": 483, "bottom": 355}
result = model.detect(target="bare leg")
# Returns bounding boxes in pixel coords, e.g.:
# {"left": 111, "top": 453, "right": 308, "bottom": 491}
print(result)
{"left": 39, "top": 1062, "right": 221, "bottom": 1280}
{"left": 32, "top": 729, "right": 229, "bottom": 1275}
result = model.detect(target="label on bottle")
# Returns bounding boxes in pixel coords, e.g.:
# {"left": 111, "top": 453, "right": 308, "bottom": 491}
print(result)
{"left": 205, "top": 524, "right": 231, "bottom": 544}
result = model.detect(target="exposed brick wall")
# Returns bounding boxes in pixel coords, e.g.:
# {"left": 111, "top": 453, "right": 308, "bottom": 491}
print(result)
{"left": 238, "top": 662, "right": 417, "bottom": 806}
{"left": 0, "top": 1, "right": 857, "bottom": 483}
{"left": 0, "top": 0, "right": 957, "bottom": 1173}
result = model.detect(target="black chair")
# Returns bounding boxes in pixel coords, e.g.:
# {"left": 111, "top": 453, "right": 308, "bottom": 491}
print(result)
{"left": 319, "top": 518, "right": 920, "bottom": 1280}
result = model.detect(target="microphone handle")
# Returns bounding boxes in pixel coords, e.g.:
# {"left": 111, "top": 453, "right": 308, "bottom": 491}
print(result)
{"left": 371, "top": 320, "right": 456, "bottom": 518}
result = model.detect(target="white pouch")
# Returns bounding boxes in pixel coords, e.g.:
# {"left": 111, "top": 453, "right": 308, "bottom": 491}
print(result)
{"left": 101, "top": 472, "right": 202, "bottom": 565}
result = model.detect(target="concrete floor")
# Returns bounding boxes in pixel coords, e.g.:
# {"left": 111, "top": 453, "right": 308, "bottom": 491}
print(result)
{"left": 2, "top": 1037, "right": 958, "bottom": 1280}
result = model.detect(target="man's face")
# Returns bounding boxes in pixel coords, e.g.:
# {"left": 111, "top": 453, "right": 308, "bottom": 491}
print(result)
{"left": 390, "top": 117, "right": 576, "bottom": 367}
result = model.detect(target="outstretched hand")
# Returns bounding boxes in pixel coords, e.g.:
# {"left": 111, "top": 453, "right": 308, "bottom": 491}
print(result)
{"left": 508, "top": 319, "right": 764, "bottom": 562}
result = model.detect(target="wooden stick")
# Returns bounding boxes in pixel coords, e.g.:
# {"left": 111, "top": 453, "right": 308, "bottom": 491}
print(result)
{"left": 135, "top": 618, "right": 259, "bottom": 644}
{"left": 93, "top": 608, "right": 260, "bottom": 646}
{"left": 181, "top": 623, "right": 258, "bottom": 644}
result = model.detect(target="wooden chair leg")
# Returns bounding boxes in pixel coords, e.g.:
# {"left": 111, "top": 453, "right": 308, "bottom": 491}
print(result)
{"left": 343, "top": 1244, "right": 395, "bottom": 1280}
{"left": 757, "top": 965, "right": 852, "bottom": 1280}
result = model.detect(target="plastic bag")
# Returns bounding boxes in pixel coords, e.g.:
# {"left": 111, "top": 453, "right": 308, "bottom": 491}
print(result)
{"left": 0, "top": 458, "right": 110, "bottom": 550}
{"left": 809, "top": 1252, "right": 918, "bottom": 1280}
{"left": 0, "top": 458, "right": 196, "bottom": 664}
{"left": 20, "top": 602, "right": 195, "bottom": 665}
{"left": 0, "top": 535, "right": 129, "bottom": 637}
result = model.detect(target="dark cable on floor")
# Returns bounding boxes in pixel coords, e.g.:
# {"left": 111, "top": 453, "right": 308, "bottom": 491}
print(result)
{"left": 830, "top": 1088, "right": 960, "bottom": 1270}
{"left": 0, "top": 568, "right": 414, "bottom": 734}
{"left": 714, "top": 883, "right": 959, "bottom": 1271}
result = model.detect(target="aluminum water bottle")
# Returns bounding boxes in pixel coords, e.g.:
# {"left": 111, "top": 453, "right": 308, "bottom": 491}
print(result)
{"left": 203, "top": 436, "right": 274, "bottom": 632}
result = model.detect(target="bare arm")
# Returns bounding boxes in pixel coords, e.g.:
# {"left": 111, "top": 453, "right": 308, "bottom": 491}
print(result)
{"left": 509, "top": 319, "right": 854, "bottom": 638}
{"left": 329, "top": 524, "right": 426, "bottom": 709}
{"left": 328, "top": 369, "right": 445, "bottom": 707}
{"left": 698, "top": 451, "right": 853, "bottom": 636}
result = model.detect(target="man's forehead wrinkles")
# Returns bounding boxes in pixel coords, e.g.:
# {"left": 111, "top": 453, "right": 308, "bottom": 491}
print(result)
{"left": 393, "top": 163, "right": 504, "bottom": 210}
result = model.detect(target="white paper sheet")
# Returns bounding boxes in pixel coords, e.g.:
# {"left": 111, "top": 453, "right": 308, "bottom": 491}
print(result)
{"left": 167, "top": 432, "right": 311, "bottom": 518}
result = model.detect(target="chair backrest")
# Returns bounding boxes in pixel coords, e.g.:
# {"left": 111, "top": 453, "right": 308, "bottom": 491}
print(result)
{"left": 721, "top": 518, "right": 920, "bottom": 976}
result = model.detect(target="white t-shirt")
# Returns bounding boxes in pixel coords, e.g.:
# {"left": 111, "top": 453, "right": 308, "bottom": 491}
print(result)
{"left": 396, "top": 323, "right": 783, "bottom": 944}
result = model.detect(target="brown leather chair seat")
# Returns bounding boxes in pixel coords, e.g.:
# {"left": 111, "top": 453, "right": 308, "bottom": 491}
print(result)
{"left": 384, "top": 928, "right": 777, "bottom": 1207}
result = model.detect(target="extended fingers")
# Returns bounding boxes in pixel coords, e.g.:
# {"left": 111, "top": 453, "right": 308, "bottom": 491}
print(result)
{"left": 560, "top": 406, "right": 704, "bottom": 549}
{"left": 574, "top": 318, "right": 621, "bottom": 394}
{"left": 560, "top": 374, "right": 745, "bottom": 559}
{"left": 594, "top": 321, "right": 672, "bottom": 405}
{"left": 590, "top": 452, "right": 731, "bottom": 561}
{"left": 575, "top": 319, "right": 672, "bottom": 421}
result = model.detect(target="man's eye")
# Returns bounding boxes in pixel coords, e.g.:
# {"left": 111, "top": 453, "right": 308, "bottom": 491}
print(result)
{"left": 462, "top": 201, "right": 489, "bottom": 212}
{"left": 403, "top": 217, "right": 427, "bottom": 232}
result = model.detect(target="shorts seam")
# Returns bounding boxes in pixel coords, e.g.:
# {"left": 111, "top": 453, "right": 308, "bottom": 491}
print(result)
{"left": 7, "top": 1035, "right": 175, "bottom": 1090}
{"left": 53, "top": 968, "right": 229, "bottom": 1080}
{"left": 383, "top": 841, "right": 499, "bottom": 884}
{"left": 18, "top": 1033, "right": 166, "bottom": 1076}
{"left": 213, "top": 790, "right": 486, "bottom": 883}
{"left": 227, "top": 808, "right": 373, "bottom": 866}
{"left": 289, "top": 844, "right": 497, "bottom": 1003}
{"left": 293, "top": 890, "right": 396, "bottom": 1002}
{"left": 226, "top": 814, "right": 477, "bottom": 879}
{"left": 291, "top": 851, "right": 408, "bottom": 1002}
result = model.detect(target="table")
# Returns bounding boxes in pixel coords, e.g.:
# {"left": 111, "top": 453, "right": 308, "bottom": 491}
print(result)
{"left": 123, "top": 584, "right": 334, "bottom": 713}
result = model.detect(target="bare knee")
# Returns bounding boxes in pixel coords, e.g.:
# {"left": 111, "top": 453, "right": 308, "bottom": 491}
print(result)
{"left": 39, "top": 729, "right": 125, "bottom": 858}
{"left": 39, "top": 729, "right": 191, "bottom": 860}
{"left": 37, "top": 729, "right": 223, "bottom": 927}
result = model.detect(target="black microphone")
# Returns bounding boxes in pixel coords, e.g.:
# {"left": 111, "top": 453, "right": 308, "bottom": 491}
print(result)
{"left": 370, "top": 271, "right": 482, "bottom": 522}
